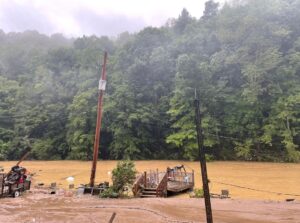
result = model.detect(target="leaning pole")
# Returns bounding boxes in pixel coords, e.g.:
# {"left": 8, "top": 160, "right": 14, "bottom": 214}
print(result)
{"left": 194, "top": 90, "right": 213, "bottom": 223}
{"left": 89, "top": 52, "right": 108, "bottom": 187}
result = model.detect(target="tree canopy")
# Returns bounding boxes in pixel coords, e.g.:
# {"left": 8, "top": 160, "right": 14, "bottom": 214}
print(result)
{"left": 0, "top": 0, "right": 299, "bottom": 162}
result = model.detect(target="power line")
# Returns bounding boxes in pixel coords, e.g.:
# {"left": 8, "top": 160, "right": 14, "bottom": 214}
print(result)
{"left": 0, "top": 113, "right": 297, "bottom": 144}
{"left": 206, "top": 132, "right": 244, "bottom": 142}
{"left": 212, "top": 180, "right": 300, "bottom": 197}
{"left": 0, "top": 115, "right": 263, "bottom": 143}
{"left": 0, "top": 111, "right": 68, "bottom": 119}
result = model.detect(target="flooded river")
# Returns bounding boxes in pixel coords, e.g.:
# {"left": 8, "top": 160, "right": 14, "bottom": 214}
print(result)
{"left": 1, "top": 160, "right": 299, "bottom": 200}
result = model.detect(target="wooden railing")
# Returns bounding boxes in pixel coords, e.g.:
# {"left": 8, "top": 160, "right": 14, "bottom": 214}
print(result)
{"left": 168, "top": 171, "right": 194, "bottom": 185}
{"left": 156, "top": 172, "right": 168, "bottom": 197}
{"left": 0, "top": 173, "right": 5, "bottom": 196}
{"left": 132, "top": 169, "right": 194, "bottom": 197}
{"left": 132, "top": 173, "right": 145, "bottom": 197}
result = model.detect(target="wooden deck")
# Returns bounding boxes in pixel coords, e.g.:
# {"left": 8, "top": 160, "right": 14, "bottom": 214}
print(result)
{"left": 167, "top": 181, "right": 194, "bottom": 193}
{"left": 132, "top": 167, "right": 194, "bottom": 197}
{"left": 0, "top": 174, "right": 4, "bottom": 197}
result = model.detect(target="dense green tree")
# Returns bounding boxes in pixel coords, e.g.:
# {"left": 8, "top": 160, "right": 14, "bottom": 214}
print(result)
{"left": 0, "top": 0, "right": 299, "bottom": 162}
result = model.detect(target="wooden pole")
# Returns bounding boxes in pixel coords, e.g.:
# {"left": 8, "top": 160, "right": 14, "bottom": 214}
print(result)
{"left": 108, "top": 212, "right": 116, "bottom": 223}
{"left": 194, "top": 90, "right": 213, "bottom": 223}
{"left": 89, "top": 52, "right": 108, "bottom": 187}
{"left": 16, "top": 147, "right": 31, "bottom": 166}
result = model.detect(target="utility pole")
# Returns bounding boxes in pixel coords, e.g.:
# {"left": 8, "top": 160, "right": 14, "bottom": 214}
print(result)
{"left": 194, "top": 90, "right": 213, "bottom": 223}
{"left": 89, "top": 52, "right": 108, "bottom": 187}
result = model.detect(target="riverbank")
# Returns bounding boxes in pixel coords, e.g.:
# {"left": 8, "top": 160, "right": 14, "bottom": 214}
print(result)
{"left": 1, "top": 160, "right": 299, "bottom": 200}
{"left": 1, "top": 193, "right": 299, "bottom": 223}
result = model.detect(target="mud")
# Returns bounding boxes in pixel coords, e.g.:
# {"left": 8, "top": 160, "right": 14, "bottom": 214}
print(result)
{"left": 0, "top": 161, "right": 300, "bottom": 222}
{"left": 1, "top": 160, "right": 299, "bottom": 200}
{"left": 0, "top": 192, "right": 299, "bottom": 223}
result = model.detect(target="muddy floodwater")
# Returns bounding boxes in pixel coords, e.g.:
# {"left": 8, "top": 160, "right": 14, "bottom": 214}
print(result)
{"left": 0, "top": 161, "right": 300, "bottom": 201}
{"left": 1, "top": 195, "right": 299, "bottom": 223}
{"left": 1, "top": 160, "right": 299, "bottom": 200}
{"left": 0, "top": 161, "right": 300, "bottom": 223}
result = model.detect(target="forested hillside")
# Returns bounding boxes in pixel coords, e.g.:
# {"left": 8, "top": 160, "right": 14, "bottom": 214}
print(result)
{"left": 0, "top": 0, "right": 299, "bottom": 162}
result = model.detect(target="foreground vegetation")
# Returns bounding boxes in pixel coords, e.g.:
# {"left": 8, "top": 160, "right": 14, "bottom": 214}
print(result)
{"left": 100, "top": 160, "right": 136, "bottom": 198}
{"left": 0, "top": 0, "right": 299, "bottom": 162}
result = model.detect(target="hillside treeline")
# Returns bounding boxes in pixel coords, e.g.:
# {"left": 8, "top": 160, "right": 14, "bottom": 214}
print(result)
{"left": 0, "top": 0, "right": 299, "bottom": 162}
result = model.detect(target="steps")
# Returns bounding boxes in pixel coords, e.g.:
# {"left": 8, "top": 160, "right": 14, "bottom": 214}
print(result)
{"left": 132, "top": 171, "right": 169, "bottom": 198}
{"left": 140, "top": 188, "right": 157, "bottom": 198}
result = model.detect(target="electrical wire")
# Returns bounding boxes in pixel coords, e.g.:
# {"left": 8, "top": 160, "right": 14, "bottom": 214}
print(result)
{"left": 0, "top": 111, "right": 297, "bottom": 144}
{"left": 0, "top": 113, "right": 267, "bottom": 143}
{"left": 212, "top": 180, "right": 300, "bottom": 197}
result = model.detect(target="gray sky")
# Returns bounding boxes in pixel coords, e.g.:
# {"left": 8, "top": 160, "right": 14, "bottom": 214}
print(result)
{"left": 0, "top": 0, "right": 224, "bottom": 37}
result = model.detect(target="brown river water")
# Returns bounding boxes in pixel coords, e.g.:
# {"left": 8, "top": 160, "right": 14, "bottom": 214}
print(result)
{"left": 1, "top": 160, "right": 299, "bottom": 200}
{"left": 0, "top": 161, "right": 299, "bottom": 223}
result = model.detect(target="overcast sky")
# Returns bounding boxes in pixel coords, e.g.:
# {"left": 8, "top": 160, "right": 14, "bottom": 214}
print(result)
{"left": 0, "top": 0, "right": 225, "bottom": 37}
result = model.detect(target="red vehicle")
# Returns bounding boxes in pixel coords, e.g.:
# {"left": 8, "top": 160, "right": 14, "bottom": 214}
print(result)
{"left": 0, "top": 166, "right": 31, "bottom": 198}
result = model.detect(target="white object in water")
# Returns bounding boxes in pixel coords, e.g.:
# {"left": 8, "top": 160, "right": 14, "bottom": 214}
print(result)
{"left": 66, "top": 176, "right": 74, "bottom": 183}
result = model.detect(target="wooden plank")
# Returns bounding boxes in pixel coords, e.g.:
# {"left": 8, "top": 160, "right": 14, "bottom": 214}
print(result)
{"left": 135, "top": 170, "right": 194, "bottom": 196}
{"left": 0, "top": 174, "right": 5, "bottom": 196}
{"left": 167, "top": 181, "right": 194, "bottom": 193}
{"left": 108, "top": 212, "right": 116, "bottom": 223}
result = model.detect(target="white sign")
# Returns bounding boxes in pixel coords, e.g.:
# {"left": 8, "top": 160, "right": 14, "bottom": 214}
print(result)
{"left": 99, "top": 79, "right": 107, "bottom": 90}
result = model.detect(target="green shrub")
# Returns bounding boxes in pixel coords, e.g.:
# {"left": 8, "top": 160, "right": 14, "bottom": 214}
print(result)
{"left": 99, "top": 160, "right": 136, "bottom": 199}
{"left": 100, "top": 160, "right": 136, "bottom": 197}
{"left": 99, "top": 187, "right": 119, "bottom": 198}
{"left": 193, "top": 188, "right": 204, "bottom": 198}
{"left": 111, "top": 160, "right": 137, "bottom": 194}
